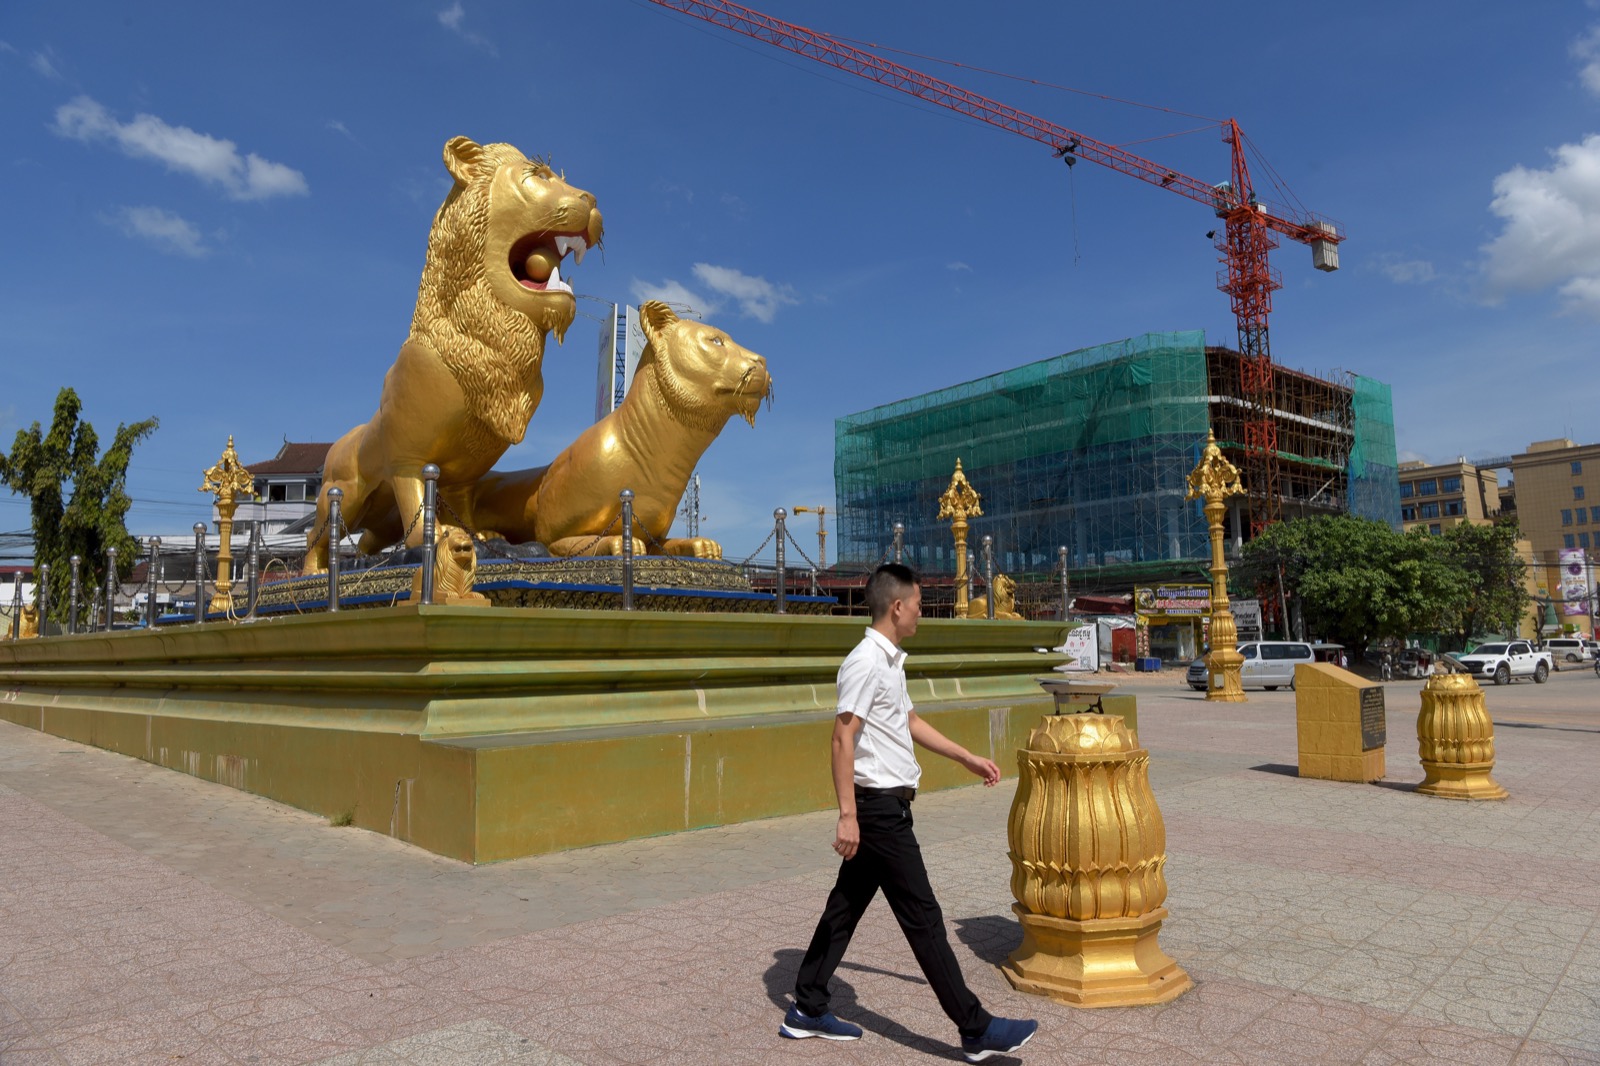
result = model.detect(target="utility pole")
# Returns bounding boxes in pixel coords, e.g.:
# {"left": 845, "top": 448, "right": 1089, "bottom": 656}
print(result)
{"left": 793, "top": 505, "right": 828, "bottom": 572}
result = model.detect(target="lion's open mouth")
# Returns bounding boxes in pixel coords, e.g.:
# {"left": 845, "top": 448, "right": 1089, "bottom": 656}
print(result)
{"left": 509, "top": 232, "right": 589, "bottom": 294}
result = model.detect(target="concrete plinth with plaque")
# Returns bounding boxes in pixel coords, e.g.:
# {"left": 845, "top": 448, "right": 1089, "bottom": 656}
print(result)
{"left": 1294, "top": 663, "right": 1386, "bottom": 783}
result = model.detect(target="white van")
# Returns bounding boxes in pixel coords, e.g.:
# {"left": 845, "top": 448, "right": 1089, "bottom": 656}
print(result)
{"left": 1542, "top": 638, "right": 1591, "bottom": 663}
{"left": 1238, "top": 641, "right": 1314, "bottom": 690}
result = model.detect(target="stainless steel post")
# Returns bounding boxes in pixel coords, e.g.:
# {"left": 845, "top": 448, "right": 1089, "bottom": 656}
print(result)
{"left": 326, "top": 488, "right": 343, "bottom": 613}
{"left": 193, "top": 523, "right": 208, "bottom": 624}
{"left": 620, "top": 489, "right": 635, "bottom": 611}
{"left": 90, "top": 586, "right": 102, "bottom": 631}
{"left": 810, "top": 567, "right": 818, "bottom": 596}
{"left": 774, "top": 508, "right": 787, "bottom": 615}
{"left": 104, "top": 547, "right": 117, "bottom": 631}
{"left": 420, "top": 464, "right": 439, "bottom": 606}
{"left": 892, "top": 521, "right": 904, "bottom": 565}
{"left": 245, "top": 522, "right": 262, "bottom": 620}
{"left": 983, "top": 534, "right": 995, "bottom": 620}
{"left": 37, "top": 563, "right": 50, "bottom": 635}
{"left": 1059, "top": 545, "right": 1069, "bottom": 621}
{"left": 68, "top": 555, "right": 81, "bottom": 635}
{"left": 144, "top": 539, "right": 161, "bottom": 628}
{"left": 9, "top": 575, "right": 20, "bottom": 640}
{"left": 966, "top": 550, "right": 975, "bottom": 604}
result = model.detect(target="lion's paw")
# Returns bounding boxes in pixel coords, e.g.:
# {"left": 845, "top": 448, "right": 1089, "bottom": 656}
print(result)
{"left": 663, "top": 538, "right": 723, "bottom": 560}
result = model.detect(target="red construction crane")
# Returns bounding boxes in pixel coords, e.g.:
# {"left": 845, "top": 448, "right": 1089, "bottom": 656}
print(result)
{"left": 644, "top": 0, "right": 1344, "bottom": 532}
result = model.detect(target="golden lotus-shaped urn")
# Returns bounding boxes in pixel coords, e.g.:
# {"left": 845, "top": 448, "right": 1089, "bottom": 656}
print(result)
{"left": 1416, "top": 672, "right": 1508, "bottom": 801}
{"left": 1002, "top": 713, "right": 1192, "bottom": 1006}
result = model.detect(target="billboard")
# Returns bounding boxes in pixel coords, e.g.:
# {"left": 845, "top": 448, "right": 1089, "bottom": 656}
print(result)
{"left": 1559, "top": 549, "right": 1590, "bottom": 616}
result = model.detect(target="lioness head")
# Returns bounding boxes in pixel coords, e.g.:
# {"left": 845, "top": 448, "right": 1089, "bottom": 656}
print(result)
{"left": 636, "top": 301, "right": 772, "bottom": 432}
{"left": 994, "top": 574, "right": 1016, "bottom": 602}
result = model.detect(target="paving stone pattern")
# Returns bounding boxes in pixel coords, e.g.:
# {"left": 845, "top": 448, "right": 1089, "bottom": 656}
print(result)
{"left": 1, "top": 669, "right": 1597, "bottom": 1064}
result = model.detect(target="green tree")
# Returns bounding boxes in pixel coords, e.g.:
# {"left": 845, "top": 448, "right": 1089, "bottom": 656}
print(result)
{"left": 1237, "top": 514, "right": 1466, "bottom": 659}
{"left": 1435, "top": 519, "right": 1530, "bottom": 648}
{"left": 0, "top": 388, "right": 158, "bottom": 629}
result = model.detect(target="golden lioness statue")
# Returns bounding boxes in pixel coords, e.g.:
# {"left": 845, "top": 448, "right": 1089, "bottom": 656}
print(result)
{"left": 968, "top": 574, "right": 1022, "bottom": 620}
{"left": 305, "top": 136, "right": 603, "bottom": 572}
{"left": 410, "top": 524, "right": 490, "bottom": 606}
{"left": 470, "top": 301, "right": 771, "bottom": 557}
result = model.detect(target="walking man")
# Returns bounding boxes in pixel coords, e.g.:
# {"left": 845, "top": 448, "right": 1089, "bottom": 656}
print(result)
{"left": 781, "top": 564, "right": 1038, "bottom": 1062}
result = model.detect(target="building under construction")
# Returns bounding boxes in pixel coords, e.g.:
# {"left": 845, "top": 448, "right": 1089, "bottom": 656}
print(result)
{"left": 834, "top": 331, "right": 1399, "bottom": 592}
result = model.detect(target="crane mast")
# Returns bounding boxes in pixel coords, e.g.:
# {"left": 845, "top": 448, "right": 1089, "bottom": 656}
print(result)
{"left": 645, "top": 0, "right": 1342, "bottom": 531}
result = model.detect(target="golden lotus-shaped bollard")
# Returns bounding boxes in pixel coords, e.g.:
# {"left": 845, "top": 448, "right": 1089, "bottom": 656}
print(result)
{"left": 1416, "top": 672, "right": 1508, "bottom": 801}
{"left": 1002, "top": 713, "right": 1191, "bottom": 1006}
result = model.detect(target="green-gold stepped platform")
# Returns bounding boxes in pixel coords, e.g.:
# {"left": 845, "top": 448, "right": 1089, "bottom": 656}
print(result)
{"left": 0, "top": 608, "right": 1129, "bottom": 863}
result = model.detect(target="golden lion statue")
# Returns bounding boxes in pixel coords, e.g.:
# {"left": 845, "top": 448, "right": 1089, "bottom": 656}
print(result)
{"left": 410, "top": 524, "right": 490, "bottom": 606}
{"left": 470, "top": 301, "right": 771, "bottom": 557}
{"left": 968, "top": 574, "right": 1022, "bottom": 620}
{"left": 305, "top": 136, "right": 603, "bottom": 572}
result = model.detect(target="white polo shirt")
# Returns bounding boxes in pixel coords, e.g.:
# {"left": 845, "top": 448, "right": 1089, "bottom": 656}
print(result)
{"left": 837, "top": 627, "right": 921, "bottom": 790}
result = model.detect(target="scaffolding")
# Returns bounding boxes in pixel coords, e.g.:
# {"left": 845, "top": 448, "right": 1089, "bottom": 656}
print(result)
{"left": 835, "top": 332, "right": 1213, "bottom": 580}
{"left": 835, "top": 332, "right": 1399, "bottom": 585}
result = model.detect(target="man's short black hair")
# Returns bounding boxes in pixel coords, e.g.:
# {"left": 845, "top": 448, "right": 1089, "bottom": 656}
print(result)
{"left": 865, "top": 563, "right": 920, "bottom": 621}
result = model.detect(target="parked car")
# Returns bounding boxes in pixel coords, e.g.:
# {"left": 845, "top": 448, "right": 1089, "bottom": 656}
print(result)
{"left": 1541, "top": 637, "right": 1592, "bottom": 664}
{"left": 1455, "top": 640, "right": 1552, "bottom": 685}
{"left": 1185, "top": 641, "right": 1313, "bottom": 691}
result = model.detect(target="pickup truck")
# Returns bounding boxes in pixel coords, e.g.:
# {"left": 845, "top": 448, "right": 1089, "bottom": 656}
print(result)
{"left": 1454, "top": 640, "right": 1552, "bottom": 685}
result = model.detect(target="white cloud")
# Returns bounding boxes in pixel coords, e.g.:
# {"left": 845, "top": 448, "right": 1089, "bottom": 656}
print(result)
{"left": 630, "top": 277, "right": 712, "bottom": 315}
{"left": 107, "top": 205, "right": 209, "bottom": 257}
{"left": 630, "top": 264, "right": 799, "bottom": 323}
{"left": 946, "top": 261, "right": 972, "bottom": 272}
{"left": 29, "top": 50, "right": 60, "bottom": 80}
{"left": 52, "top": 95, "right": 308, "bottom": 201}
{"left": 437, "top": 2, "right": 496, "bottom": 55}
{"left": 1480, "top": 133, "right": 1600, "bottom": 316}
{"left": 0, "top": 40, "right": 17, "bottom": 55}
{"left": 691, "top": 263, "right": 798, "bottom": 323}
{"left": 1375, "top": 254, "right": 1436, "bottom": 285}
{"left": 1576, "top": 24, "right": 1600, "bottom": 94}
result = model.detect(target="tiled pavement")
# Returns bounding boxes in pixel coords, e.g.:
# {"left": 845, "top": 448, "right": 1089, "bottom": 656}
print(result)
{"left": 1, "top": 668, "right": 1597, "bottom": 1064}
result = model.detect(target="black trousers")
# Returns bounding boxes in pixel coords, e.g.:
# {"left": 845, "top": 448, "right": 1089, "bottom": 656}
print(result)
{"left": 793, "top": 792, "right": 992, "bottom": 1039}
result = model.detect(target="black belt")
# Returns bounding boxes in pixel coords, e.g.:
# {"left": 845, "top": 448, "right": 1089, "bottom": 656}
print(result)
{"left": 855, "top": 785, "right": 916, "bottom": 802}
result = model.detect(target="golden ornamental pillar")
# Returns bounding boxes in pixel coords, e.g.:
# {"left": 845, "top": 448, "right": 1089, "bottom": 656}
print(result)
{"left": 937, "top": 459, "right": 982, "bottom": 619}
{"left": 1416, "top": 673, "right": 1508, "bottom": 801}
{"left": 1185, "top": 430, "right": 1246, "bottom": 702}
{"left": 199, "top": 436, "right": 256, "bottom": 617}
{"left": 1003, "top": 713, "right": 1192, "bottom": 1006}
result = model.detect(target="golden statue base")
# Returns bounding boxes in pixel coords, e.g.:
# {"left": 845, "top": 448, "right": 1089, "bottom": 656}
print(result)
{"left": 1002, "top": 904, "right": 1192, "bottom": 1007}
{"left": 1417, "top": 759, "right": 1508, "bottom": 801}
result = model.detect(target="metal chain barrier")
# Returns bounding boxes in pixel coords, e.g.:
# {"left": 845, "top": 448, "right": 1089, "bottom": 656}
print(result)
{"left": 734, "top": 527, "right": 777, "bottom": 568}
{"left": 783, "top": 527, "right": 820, "bottom": 571}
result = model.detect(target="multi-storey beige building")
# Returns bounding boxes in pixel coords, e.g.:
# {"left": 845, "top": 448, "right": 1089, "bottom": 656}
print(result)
{"left": 1397, "top": 459, "right": 1500, "bottom": 534}
{"left": 1511, "top": 438, "right": 1600, "bottom": 635}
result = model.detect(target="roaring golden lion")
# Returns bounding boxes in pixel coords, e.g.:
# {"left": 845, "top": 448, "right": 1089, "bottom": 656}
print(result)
{"left": 968, "top": 574, "right": 1022, "bottom": 620}
{"left": 410, "top": 524, "right": 490, "bottom": 606}
{"left": 470, "top": 301, "right": 771, "bottom": 557}
{"left": 305, "top": 136, "right": 603, "bottom": 571}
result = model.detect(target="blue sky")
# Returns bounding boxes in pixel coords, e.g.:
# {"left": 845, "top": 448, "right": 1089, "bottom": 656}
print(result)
{"left": 3, "top": 0, "right": 1599, "bottom": 561}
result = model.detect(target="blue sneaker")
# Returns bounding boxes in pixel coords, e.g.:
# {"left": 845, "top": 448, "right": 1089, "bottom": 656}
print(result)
{"left": 780, "top": 1004, "right": 863, "bottom": 1041}
{"left": 962, "top": 1016, "right": 1038, "bottom": 1062}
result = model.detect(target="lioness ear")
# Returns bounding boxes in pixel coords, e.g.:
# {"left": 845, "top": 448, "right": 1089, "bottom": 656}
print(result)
{"left": 638, "top": 301, "right": 679, "bottom": 340}
{"left": 443, "top": 137, "right": 484, "bottom": 185}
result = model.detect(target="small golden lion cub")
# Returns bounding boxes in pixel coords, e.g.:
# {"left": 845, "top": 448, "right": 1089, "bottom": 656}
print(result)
{"left": 410, "top": 524, "right": 491, "bottom": 606}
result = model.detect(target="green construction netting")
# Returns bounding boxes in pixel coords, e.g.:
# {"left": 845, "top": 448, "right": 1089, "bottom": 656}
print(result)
{"left": 835, "top": 332, "right": 1213, "bottom": 573}
{"left": 1348, "top": 374, "right": 1400, "bottom": 529}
